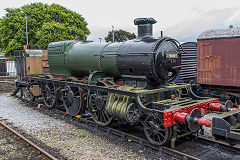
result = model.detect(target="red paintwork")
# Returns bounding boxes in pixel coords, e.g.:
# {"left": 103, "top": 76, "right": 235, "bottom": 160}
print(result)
{"left": 173, "top": 112, "right": 187, "bottom": 124}
{"left": 198, "top": 118, "right": 211, "bottom": 127}
{"left": 52, "top": 74, "right": 66, "bottom": 80}
{"left": 197, "top": 38, "right": 240, "bottom": 87}
{"left": 81, "top": 76, "right": 88, "bottom": 82}
{"left": 164, "top": 99, "right": 219, "bottom": 127}
{"left": 174, "top": 112, "right": 212, "bottom": 127}
{"left": 115, "top": 81, "right": 125, "bottom": 85}
{"left": 209, "top": 103, "right": 222, "bottom": 111}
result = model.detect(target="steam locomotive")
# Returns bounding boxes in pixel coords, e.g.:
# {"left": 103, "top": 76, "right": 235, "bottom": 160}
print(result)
{"left": 48, "top": 18, "right": 180, "bottom": 88}
{"left": 13, "top": 18, "right": 240, "bottom": 147}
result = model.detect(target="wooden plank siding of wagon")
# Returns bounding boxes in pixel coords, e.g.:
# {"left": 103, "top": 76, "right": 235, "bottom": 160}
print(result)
{"left": 197, "top": 28, "right": 240, "bottom": 87}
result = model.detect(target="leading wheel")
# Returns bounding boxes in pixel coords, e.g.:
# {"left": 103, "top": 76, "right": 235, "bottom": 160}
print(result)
{"left": 88, "top": 82, "right": 112, "bottom": 126}
{"left": 41, "top": 82, "right": 57, "bottom": 108}
{"left": 143, "top": 115, "right": 172, "bottom": 145}
{"left": 61, "top": 86, "right": 84, "bottom": 116}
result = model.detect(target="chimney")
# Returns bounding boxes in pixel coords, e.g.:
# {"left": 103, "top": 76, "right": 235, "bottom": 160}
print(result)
{"left": 134, "top": 18, "right": 157, "bottom": 38}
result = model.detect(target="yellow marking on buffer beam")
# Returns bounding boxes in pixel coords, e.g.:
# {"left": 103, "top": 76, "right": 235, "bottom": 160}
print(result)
{"left": 75, "top": 115, "right": 81, "bottom": 118}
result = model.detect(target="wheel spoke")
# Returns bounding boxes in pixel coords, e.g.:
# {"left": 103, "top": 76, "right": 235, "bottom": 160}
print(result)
{"left": 145, "top": 122, "right": 151, "bottom": 128}
{"left": 63, "top": 97, "right": 69, "bottom": 102}
{"left": 101, "top": 111, "right": 107, "bottom": 122}
{"left": 158, "top": 132, "right": 165, "bottom": 139}
{"left": 50, "top": 94, "right": 54, "bottom": 100}
{"left": 159, "top": 128, "right": 165, "bottom": 132}
{"left": 72, "top": 98, "right": 76, "bottom": 103}
{"left": 157, "top": 134, "right": 161, "bottom": 142}
{"left": 61, "top": 87, "right": 83, "bottom": 116}
{"left": 50, "top": 98, "right": 54, "bottom": 104}
{"left": 88, "top": 82, "right": 112, "bottom": 126}
{"left": 144, "top": 115, "right": 171, "bottom": 146}
{"left": 73, "top": 90, "right": 79, "bottom": 95}
{"left": 96, "top": 110, "right": 100, "bottom": 120}
{"left": 147, "top": 121, "right": 154, "bottom": 127}
{"left": 103, "top": 110, "right": 109, "bottom": 120}
{"left": 42, "top": 83, "right": 56, "bottom": 108}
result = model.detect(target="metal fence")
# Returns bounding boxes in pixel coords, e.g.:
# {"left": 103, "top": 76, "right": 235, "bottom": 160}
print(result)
{"left": 0, "top": 59, "right": 17, "bottom": 79}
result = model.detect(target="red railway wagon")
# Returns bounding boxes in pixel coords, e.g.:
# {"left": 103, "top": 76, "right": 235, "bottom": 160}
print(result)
{"left": 197, "top": 27, "right": 240, "bottom": 103}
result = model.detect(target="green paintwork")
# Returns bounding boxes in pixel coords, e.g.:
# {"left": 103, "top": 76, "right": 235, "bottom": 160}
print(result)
{"left": 66, "top": 42, "right": 104, "bottom": 76}
{"left": 88, "top": 71, "right": 106, "bottom": 85}
{"left": 100, "top": 43, "right": 122, "bottom": 76}
{"left": 48, "top": 40, "right": 76, "bottom": 76}
{"left": 66, "top": 41, "right": 121, "bottom": 77}
{"left": 48, "top": 41, "right": 121, "bottom": 79}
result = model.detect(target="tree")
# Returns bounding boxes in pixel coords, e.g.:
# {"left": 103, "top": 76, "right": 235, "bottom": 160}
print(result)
{"left": 0, "top": 3, "right": 90, "bottom": 56}
{"left": 105, "top": 29, "right": 136, "bottom": 42}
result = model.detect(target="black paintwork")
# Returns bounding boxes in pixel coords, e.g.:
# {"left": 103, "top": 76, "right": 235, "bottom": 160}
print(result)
{"left": 116, "top": 37, "right": 180, "bottom": 88}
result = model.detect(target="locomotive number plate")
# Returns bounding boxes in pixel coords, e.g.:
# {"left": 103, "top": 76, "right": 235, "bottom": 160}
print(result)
{"left": 166, "top": 53, "right": 178, "bottom": 58}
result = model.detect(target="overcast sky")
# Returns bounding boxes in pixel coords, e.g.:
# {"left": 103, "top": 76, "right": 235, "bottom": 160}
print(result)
{"left": 1, "top": 0, "right": 240, "bottom": 42}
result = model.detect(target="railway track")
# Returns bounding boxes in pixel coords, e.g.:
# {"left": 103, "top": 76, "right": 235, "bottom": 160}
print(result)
{"left": 0, "top": 118, "right": 57, "bottom": 160}
{"left": 15, "top": 96, "right": 240, "bottom": 160}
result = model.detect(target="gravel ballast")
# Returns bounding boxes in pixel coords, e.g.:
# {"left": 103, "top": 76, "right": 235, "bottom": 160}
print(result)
{"left": 0, "top": 94, "right": 163, "bottom": 159}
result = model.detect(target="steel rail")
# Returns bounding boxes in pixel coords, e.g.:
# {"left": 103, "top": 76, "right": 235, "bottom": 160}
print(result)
{"left": 0, "top": 121, "right": 58, "bottom": 160}
{"left": 14, "top": 95, "right": 200, "bottom": 160}
{"left": 45, "top": 105, "right": 200, "bottom": 160}
{"left": 14, "top": 96, "right": 240, "bottom": 160}
{"left": 196, "top": 135, "right": 240, "bottom": 154}
{"left": 86, "top": 119, "right": 200, "bottom": 160}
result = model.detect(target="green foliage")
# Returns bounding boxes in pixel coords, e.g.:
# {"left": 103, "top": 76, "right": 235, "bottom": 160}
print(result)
{"left": 36, "top": 22, "right": 85, "bottom": 48}
{"left": 4, "top": 55, "right": 15, "bottom": 61}
{"left": 105, "top": 29, "right": 136, "bottom": 42}
{"left": 0, "top": 3, "right": 90, "bottom": 56}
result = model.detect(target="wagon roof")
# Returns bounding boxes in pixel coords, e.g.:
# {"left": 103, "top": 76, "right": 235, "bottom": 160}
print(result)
{"left": 198, "top": 27, "right": 240, "bottom": 40}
